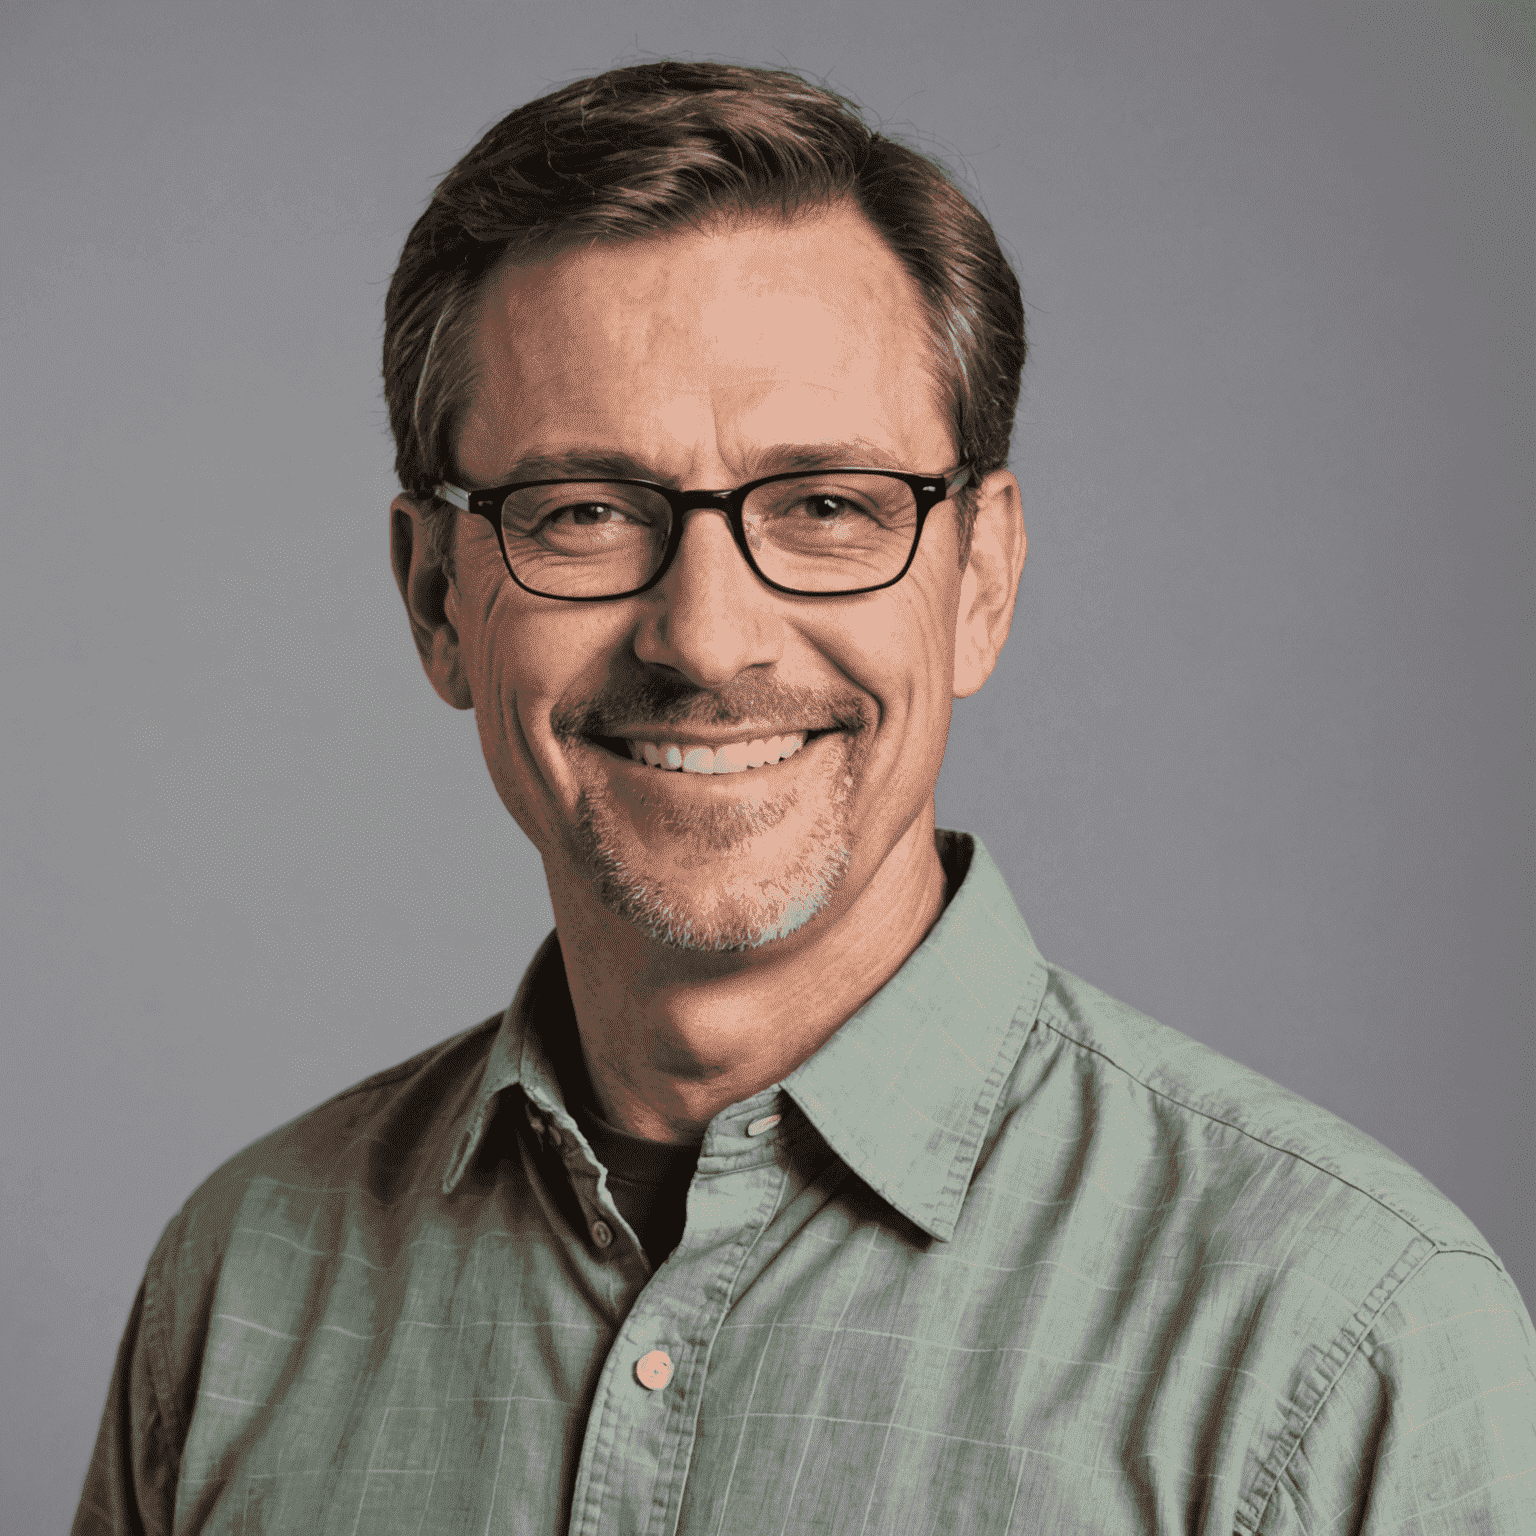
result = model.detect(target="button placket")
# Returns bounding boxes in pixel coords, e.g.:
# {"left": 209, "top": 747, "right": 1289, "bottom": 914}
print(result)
{"left": 525, "top": 1098, "right": 634, "bottom": 1268}
{"left": 566, "top": 1127, "right": 791, "bottom": 1536}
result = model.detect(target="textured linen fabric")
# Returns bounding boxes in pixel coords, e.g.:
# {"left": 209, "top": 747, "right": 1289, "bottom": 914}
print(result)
{"left": 74, "top": 833, "right": 1536, "bottom": 1535}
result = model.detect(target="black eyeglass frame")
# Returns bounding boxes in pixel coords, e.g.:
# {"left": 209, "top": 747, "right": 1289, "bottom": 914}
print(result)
{"left": 432, "top": 465, "right": 973, "bottom": 601}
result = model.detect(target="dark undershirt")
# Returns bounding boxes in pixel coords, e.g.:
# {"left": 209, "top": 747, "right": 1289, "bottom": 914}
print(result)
{"left": 529, "top": 953, "right": 702, "bottom": 1269}
{"left": 569, "top": 1100, "right": 701, "bottom": 1270}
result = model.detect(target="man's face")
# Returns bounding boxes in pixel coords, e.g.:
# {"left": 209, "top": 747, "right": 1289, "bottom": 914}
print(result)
{"left": 421, "top": 204, "right": 1010, "bottom": 952}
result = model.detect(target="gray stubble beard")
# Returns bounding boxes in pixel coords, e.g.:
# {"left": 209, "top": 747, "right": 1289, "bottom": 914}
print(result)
{"left": 567, "top": 744, "right": 857, "bottom": 954}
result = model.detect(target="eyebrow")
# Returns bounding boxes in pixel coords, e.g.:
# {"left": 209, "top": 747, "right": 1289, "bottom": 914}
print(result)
{"left": 753, "top": 441, "right": 909, "bottom": 475}
{"left": 477, "top": 440, "right": 912, "bottom": 489}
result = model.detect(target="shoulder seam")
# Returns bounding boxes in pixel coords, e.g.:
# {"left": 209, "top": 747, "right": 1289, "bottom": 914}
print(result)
{"left": 1240, "top": 1235, "right": 1439, "bottom": 1533}
{"left": 1036, "top": 1006, "right": 1484, "bottom": 1256}
{"left": 1427, "top": 1244, "right": 1509, "bottom": 1270}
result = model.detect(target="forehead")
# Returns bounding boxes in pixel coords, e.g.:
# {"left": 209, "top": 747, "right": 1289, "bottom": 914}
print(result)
{"left": 459, "top": 203, "right": 951, "bottom": 480}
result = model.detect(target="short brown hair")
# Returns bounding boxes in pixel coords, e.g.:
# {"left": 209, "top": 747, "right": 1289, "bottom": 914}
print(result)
{"left": 383, "top": 61, "right": 1025, "bottom": 569}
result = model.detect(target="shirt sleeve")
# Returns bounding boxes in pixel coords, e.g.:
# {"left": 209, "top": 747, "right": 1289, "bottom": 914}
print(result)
{"left": 1255, "top": 1248, "right": 1536, "bottom": 1534}
{"left": 71, "top": 1272, "right": 185, "bottom": 1536}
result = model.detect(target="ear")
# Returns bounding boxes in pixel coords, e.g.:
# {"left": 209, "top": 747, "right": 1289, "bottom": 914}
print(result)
{"left": 390, "top": 495, "right": 473, "bottom": 710}
{"left": 953, "top": 469, "right": 1026, "bottom": 699}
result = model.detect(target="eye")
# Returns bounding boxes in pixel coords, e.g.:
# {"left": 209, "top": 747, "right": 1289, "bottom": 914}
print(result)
{"left": 501, "top": 482, "right": 671, "bottom": 548}
{"left": 800, "top": 495, "right": 856, "bottom": 521}
{"left": 773, "top": 490, "right": 879, "bottom": 523}
{"left": 545, "top": 501, "right": 645, "bottom": 528}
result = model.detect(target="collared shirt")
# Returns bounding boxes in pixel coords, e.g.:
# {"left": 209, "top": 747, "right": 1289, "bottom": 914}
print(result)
{"left": 74, "top": 833, "right": 1536, "bottom": 1535}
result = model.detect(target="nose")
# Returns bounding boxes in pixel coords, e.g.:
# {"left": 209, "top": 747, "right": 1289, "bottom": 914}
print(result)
{"left": 631, "top": 507, "right": 782, "bottom": 687}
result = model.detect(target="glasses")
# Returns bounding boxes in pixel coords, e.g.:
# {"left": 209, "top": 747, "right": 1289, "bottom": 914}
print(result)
{"left": 432, "top": 466, "right": 972, "bottom": 601}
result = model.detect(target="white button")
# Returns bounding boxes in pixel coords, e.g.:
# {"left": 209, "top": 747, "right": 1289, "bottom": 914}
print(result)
{"left": 634, "top": 1350, "right": 673, "bottom": 1390}
{"left": 591, "top": 1220, "right": 613, "bottom": 1248}
{"left": 548, "top": 1127, "right": 564, "bottom": 1149}
{"left": 746, "top": 1113, "right": 782, "bottom": 1137}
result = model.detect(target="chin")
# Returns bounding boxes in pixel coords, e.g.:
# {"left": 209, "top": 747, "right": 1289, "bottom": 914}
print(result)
{"left": 567, "top": 778, "right": 855, "bottom": 954}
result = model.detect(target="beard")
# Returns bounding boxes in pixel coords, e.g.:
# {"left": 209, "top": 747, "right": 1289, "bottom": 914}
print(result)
{"left": 553, "top": 672, "right": 865, "bottom": 953}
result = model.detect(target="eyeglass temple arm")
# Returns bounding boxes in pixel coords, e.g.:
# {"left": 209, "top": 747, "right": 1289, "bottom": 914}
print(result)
{"left": 432, "top": 482, "right": 471, "bottom": 511}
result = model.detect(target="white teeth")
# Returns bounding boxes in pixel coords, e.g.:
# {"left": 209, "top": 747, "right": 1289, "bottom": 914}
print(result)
{"left": 623, "top": 732, "right": 809, "bottom": 774}
{"left": 713, "top": 742, "right": 749, "bottom": 773}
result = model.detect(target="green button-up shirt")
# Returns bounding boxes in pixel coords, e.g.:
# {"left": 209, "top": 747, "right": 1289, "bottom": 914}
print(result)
{"left": 75, "top": 833, "right": 1536, "bottom": 1534}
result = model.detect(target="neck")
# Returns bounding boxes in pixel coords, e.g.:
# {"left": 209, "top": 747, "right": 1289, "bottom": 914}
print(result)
{"left": 545, "top": 810, "right": 949, "bottom": 1143}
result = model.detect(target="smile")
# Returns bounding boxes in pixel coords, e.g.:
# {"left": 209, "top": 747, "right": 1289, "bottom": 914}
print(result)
{"left": 623, "top": 733, "right": 807, "bottom": 774}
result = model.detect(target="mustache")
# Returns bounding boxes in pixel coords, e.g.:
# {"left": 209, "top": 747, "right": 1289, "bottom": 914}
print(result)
{"left": 551, "top": 672, "right": 869, "bottom": 743}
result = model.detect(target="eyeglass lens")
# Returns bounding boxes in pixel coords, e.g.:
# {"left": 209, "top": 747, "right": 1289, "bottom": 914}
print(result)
{"left": 498, "top": 473, "right": 922, "bottom": 598}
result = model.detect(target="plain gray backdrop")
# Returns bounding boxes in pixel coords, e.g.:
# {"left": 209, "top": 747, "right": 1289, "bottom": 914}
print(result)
{"left": 3, "top": 1, "right": 1532, "bottom": 1526}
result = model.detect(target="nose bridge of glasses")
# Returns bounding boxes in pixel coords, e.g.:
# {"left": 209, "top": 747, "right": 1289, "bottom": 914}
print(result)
{"left": 663, "top": 489, "right": 752, "bottom": 571}
{"left": 669, "top": 487, "right": 742, "bottom": 517}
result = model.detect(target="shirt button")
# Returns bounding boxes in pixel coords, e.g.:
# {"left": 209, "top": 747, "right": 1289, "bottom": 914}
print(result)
{"left": 591, "top": 1220, "right": 613, "bottom": 1248}
{"left": 746, "top": 1113, "right": 782, "bottom": 1137}
{"left": 634, "top": 1350, "right": 674, "bottom": 1390}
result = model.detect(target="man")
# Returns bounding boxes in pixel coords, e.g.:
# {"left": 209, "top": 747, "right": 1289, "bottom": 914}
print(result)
{"left": 75, "top": 61, "right": 1533, "bottom": 1535}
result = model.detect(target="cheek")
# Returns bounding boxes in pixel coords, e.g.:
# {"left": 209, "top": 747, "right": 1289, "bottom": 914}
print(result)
{"left": 838, "top": 574, "right": 957, "bottom": 698}
{"left": 470, "top": 601, "right": 623, "bottom": 767}
{"left": 468, "top": 643, "right": 546, "bottom": 834}
{"left": 818, "top": 574, "right": 959, "bottom": 767}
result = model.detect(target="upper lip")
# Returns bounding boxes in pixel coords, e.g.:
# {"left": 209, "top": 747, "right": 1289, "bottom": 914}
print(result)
{"left": 592, "top": 725, "right": 829, "bottom": 747}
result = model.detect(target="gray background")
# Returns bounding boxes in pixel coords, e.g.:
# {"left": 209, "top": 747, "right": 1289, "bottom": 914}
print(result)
{"left": 3, "top": 0, "right": 1531, "bottom": 1526}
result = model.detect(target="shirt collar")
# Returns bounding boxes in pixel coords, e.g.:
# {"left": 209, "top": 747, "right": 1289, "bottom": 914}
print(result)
{"left": 444, "top": 831, "right": 1049, "bottom": 1243}
{"left": 440, "top": 928, "right": 572, "bottom": 1197}
{"left": 780, "top": 832, "right": 1048, "bottom": 1240}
